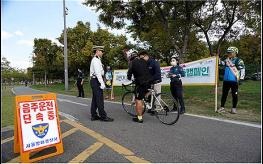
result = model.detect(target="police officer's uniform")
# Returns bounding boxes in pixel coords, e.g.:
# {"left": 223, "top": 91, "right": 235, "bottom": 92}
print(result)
{"left": 169, "top": 59, "right": 186, "bottom": 114}
{"left": 89, "top": 46, "right": 114, "bottom": 121}
{"left": 77, "top": 69, "right": 84, "bottom": 97}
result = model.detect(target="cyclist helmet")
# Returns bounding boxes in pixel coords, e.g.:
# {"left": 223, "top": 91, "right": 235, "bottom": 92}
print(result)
{"left": 227, "top": 46, "right": 238, "bottom": 54}
{"left": 128, "top": 50, "right": 138, "bottom": 61}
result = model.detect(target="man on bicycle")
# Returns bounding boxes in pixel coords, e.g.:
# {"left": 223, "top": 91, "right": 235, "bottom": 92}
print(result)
{"left": 127, "top": 51, "right": 153, "bottom": 123}
{"left": 139, "top": 51, "right": 162, "bottom": 114}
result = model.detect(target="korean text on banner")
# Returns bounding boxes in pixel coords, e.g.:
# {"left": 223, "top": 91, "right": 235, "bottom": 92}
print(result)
{"left": 112, "top": 56, "right": 217, "bottom": 86}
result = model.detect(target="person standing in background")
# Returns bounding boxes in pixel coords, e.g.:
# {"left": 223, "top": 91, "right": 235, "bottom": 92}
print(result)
{"left": 104, "top": 66, "right": 114, "bottom": 100}
{"left": 76, "top": 68, "right": 84, "bottom": 98}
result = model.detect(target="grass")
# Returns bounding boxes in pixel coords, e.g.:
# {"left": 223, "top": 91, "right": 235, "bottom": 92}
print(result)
{"left": 1, "top": 81, "right": 260, "bottom": 128}
{"left": 30, "top": 80, "right": 261, "bottom": 124}
{"left": 1, "top": 85, "right": 15, "bottom": 127}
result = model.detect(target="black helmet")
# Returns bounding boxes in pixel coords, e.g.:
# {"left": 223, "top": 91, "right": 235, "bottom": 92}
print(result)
{"left": 127, "top": 50, "right": 138, "bottom": 61}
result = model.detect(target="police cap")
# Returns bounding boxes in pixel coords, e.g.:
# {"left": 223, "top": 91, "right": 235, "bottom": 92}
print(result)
{"left": 92, "top": 46, "right": 104, "bottom": 52}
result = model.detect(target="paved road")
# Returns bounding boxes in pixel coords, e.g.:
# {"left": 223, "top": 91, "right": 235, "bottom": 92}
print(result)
{"left": 1, "top": 86, "right": 261, "bottom": 163}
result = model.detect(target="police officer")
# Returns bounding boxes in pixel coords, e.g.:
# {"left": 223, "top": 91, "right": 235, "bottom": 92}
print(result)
{"left": 76, "top": 68, "right": 84, "bottom": 98}
{"left": 168, "top": 55, "right": 186, "bottom": 114}
{"left": 89, "top": 46, "right": 114, "bottom": 122}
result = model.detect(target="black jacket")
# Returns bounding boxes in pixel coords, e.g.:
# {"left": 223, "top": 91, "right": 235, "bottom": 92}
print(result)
{"left": 147, "top": 58, "right": 162, "bottom": 82}
{"left": 77, "top": 72, "right": 84, "bottom": 83}
{"left": 127, "top": 58, "right": 153, "bottom": 85}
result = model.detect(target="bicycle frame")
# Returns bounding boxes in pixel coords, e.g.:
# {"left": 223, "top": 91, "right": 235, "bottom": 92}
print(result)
{"left": 123, "top": 82, "right": 170, "bottom": 112}
{"left": 144, "top": 89, "right": 169, "bottom": 112}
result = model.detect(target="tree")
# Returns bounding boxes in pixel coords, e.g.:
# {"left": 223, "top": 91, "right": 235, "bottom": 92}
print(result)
{"left": 185, "top": 32, "right": 210, "bottom": 62}
{"left": 58, "top": 21, "right": 129, "bottom": 76}
{"left": 1, "top": 57, "right": 13, "bottom": 72}
{"left": 32, "top": 38, "right": 64, "bottom": 84}
{"left": 82, "top": 1, "right": 206, "bottom": 60}
{"left": 58, "top": 21, "right": 94, "bottom": 76}
{"left": 1, "top": 57, "right": 29, "bottom": 83}
{"left": 193, "top": 0, "right": 261, "bottom": 56}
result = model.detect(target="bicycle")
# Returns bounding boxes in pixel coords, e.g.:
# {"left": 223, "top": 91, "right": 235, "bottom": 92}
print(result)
{"left": 121, "top": 81, "right": 180, "bottom": 125}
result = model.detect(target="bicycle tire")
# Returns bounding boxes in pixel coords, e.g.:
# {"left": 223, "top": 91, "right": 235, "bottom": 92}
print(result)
{"left": 154, "top": 92, "right": 180, "bottom": 125}
{"left": 122, "top": 91, "right": 145, "bottom": 117}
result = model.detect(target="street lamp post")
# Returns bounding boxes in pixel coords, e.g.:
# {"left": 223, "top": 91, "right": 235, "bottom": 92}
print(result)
{"left": 63, "top": 0, "right": 68, "bottom": 91}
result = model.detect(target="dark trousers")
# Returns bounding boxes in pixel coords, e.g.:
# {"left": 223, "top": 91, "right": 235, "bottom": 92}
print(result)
{"left": 170, "top": 81, "right": 185, "bottom": 111}
{"left": 77, "top": 83, "right": 84, "bottom": 97}
{"left": 90, "top": 78, "right": 107, "bottom": 118}
{"left": 221, "top": 81, "right": 238, "bottom": 108}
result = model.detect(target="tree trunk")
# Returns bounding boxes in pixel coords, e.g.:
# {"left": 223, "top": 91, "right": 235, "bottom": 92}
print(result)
{"left": 181, "top": 1, "right": 191, "bottom": 58}
{"left": 33, "top": 72, "right": 35, "bottom": 85}
{"left": 44, "top": 71, "right": 47, "bottom": 87}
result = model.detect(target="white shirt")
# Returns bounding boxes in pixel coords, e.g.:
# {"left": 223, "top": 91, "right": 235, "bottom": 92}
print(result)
{"left": 90, "top": 56, "right": 105, "bottom": 85}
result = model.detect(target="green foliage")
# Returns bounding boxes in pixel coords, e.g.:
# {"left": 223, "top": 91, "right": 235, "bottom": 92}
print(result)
{"left": 83, "top": 1, "right": 206, "bottom": 60}
{"left": 56, "top": 21, "right": 129, "bottom": 77}
{"left": 32, "top": 38, "right": 64, "bottom": 80}
{"left": 31, "top": 80, "right": 261, "bottom": 123}
{"left": 31, "top": 21, "right": 129, "bottom": 80}
{"left": 1, "top": 86, "right": 15, "bottom": 127}
{"left": 185, "top": 32, "right": 210, "bottom": 62}
{"left": 1, "top": 57, "right": 29, "bottom": 82}
{"left": 194, "top": 0, "right": 261, "bottom": 55}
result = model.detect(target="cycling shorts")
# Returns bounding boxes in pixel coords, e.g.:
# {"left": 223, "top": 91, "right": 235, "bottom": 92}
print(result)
{"left": 135, "top": 84, "right": 151, "bottom": 100}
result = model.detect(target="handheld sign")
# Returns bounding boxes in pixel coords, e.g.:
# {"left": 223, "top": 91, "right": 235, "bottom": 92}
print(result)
{"left": 14, "top": 93, "right": 63, "bottom": 162}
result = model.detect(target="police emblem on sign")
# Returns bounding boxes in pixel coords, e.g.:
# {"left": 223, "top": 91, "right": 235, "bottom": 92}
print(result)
{"left": 32, "top": 123, "right": 49, "bottom": 138}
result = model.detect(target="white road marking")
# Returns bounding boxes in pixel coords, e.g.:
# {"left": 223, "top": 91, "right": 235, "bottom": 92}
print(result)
{"left": 57, "top": 98, "right": 89, "bottom": 107}
{"left": 185, "top": 113, "right": 261, "bottom": 129}
{"left": 58, "top": 111, "right": 78, "bottom": 122}
{"left": 1, "top": 126, "right": 14, "bottom": 132}
{"left": 59, "top": 94, "right": 261, "bottom": 129}
{"left": 16, "top": 88, "right": 262, "bottom": 129}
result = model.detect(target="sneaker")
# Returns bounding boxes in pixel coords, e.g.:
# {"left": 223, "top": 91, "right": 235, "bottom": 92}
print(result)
{"left": 171, "top": 107, "right": 178, "bottom": 111}
{"left": 147, "top": 110, "right": 155, "bottom": 115}
{"left": 230, "top": 108, "right": 237, "bottom": 114}
{"left": 132, "top": 117, "right": 143, "bottom": 123}
{"left": 100, "top": 117, "right": 114, "bottom": 122}
{"left": 217, "top": 107, "right": 226, "bottom": 113}
{"left": 180, "top": 110, "right": 185, "bottom": 114}
{"left": 91, "top": 116, "right": 101, "bottom": 121}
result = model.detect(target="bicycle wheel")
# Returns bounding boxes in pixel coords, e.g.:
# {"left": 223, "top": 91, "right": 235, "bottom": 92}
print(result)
{"left": 122, "top": 91, "right": 145, "bottom": 117}
{"left": 154, "top": 92, "right": 180, "bottom": 125}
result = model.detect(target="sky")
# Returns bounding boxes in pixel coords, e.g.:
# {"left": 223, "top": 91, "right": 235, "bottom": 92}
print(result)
{"left": 1, "top": 0, "right": 129, "bottom": 70}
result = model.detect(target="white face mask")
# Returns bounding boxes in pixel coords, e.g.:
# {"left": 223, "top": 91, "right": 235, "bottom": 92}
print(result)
{"left": 170, "top": 59, "right": 177, "bottom": 66}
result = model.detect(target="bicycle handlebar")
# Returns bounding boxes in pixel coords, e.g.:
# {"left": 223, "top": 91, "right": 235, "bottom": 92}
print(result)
{"left": 122, "top": 81, "right": 135, "bottom": 91}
